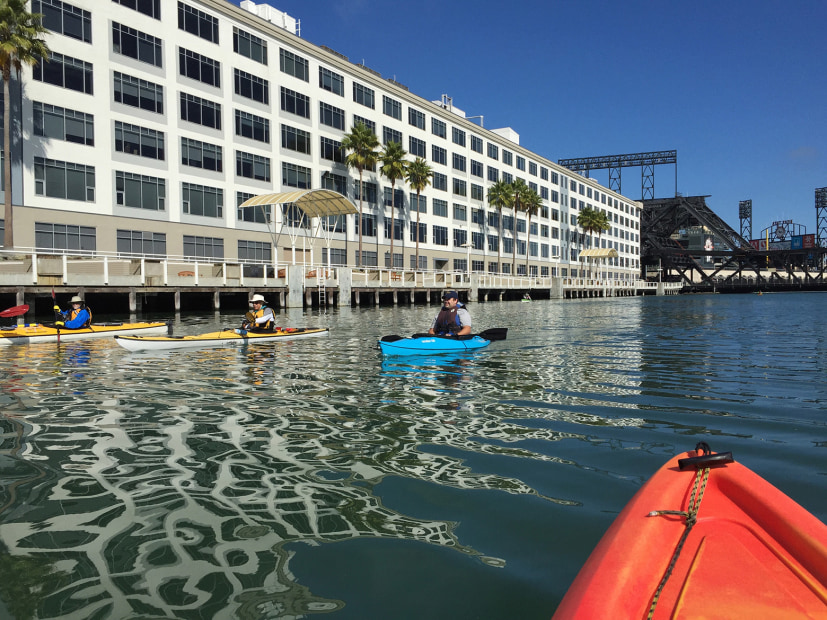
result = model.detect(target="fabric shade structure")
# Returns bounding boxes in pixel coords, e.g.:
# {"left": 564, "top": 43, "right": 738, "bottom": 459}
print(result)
{"left": 580, "top": 248, "right": 619, "bottom": 258}
{"left": 238, "top": 189, "right": 357, "bottom": 218}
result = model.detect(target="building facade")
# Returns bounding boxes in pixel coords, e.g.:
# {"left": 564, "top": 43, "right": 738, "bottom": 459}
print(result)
{"left": 2, "top": 0, "right": 641, "bottom": 280}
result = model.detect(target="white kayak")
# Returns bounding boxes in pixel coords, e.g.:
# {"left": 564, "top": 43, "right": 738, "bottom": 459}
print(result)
{"left": 0, "top": 322, "right": 169, "bottom": 345}
{"left": 115, "top": 326, "right": 329, "bottom": 351}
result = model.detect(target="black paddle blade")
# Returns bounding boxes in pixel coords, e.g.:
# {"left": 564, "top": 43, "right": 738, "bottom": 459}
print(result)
{"left": 380, "top": 335, "right": 405, "bottom": 342}
{"left": 477, "top": 327, "right": 508, "bottom": 341}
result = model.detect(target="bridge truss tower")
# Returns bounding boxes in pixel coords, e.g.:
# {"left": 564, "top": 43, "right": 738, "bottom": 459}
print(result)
{"left": 739, "top": 200, "right": 752, "bottom": 241}
{"left": 558, "top": 150, "right": 677, "bottom": 200}
{"left": 817, "top": 187, "right": 827, "bottom": 247}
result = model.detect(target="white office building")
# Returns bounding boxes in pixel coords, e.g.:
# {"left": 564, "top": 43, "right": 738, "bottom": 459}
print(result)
{"left": 2, "top": 0, "right": 641, "bottom": 279}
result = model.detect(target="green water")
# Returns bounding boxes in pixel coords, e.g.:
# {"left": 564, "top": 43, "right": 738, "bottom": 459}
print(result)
{"left": 1, "top": 293, "right": 825, "bottom": 619}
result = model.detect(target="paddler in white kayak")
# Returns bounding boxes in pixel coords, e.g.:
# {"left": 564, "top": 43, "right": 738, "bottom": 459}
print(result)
{"left": 240, "top": 294, "right": 276, "bottom": 333}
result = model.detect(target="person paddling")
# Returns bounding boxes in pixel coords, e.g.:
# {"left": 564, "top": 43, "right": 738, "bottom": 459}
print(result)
{"left": 241, "top": 294, "right": 275, "bottom": 332}
{"left": 54, "top": 295, "right": 92, "bottom": 329}
{"left": 428, "top": 291, "right": 471, "bottom": 336}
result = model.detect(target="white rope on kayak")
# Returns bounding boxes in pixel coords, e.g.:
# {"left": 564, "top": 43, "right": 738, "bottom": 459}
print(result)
{"left": 645, "top": 462, "right": 711, "bottom": 619}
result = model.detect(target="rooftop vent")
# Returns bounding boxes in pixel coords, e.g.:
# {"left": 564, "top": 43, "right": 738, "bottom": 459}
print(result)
{"left": 239, "top": 1, "right": 299, "bottom": 35}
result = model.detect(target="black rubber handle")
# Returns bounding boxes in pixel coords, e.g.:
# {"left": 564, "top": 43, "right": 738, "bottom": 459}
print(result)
{"left": 678, "top": 451, "right": 734, "bottom": 471}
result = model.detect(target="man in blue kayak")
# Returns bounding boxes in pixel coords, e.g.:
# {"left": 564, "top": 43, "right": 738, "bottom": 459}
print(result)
{"left": 54, "top": 295, "right": 92, "bottom": 329}
{"left": 429, "top": 290, "right": 471, "bottom": 336}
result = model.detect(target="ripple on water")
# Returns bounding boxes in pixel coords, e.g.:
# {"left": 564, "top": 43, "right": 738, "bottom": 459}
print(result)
{"left": 0, "top": 295, "right": 825, "bottom": 618}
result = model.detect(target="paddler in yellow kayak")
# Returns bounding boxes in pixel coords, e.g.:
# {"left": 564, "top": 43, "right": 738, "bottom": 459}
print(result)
{"left": 54, "top": 295, "right": 92, "bottom": 329}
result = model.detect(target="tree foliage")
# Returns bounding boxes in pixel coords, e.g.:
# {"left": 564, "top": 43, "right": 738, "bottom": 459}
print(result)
{"left": 379, "top": 140, "right": 407, "bottom": 268}
{"left": 1, "top": 0, "right": 50, "bottom": 249}
{"left": 341, "top": 122, "right": 379, "bottom": 266}
{"left": 486, "top": 180, "right": 512, "bottom": 271}
{"left": 405, "top": 158, "right": 432, "bottom": 269}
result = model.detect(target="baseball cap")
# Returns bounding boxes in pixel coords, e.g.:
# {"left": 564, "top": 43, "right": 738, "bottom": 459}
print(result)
{"left": 442, "top": 290, "right": 458, "bottom": 300}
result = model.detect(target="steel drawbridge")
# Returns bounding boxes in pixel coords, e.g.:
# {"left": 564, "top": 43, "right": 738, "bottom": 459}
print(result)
{"left": 641, "top": 196, "right": 827, "bottom": 290}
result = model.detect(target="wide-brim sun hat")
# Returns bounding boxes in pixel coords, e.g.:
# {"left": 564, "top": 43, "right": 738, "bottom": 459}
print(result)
{"left": 70, "top": 296, "right": 83, "bottom": 303}
{"left": 251, "top": 294, "right": 266, "bottom": 303}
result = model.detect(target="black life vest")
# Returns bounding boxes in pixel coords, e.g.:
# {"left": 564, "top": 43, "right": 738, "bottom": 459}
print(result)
{"left": 433, "top": 306, "right": 462, "bottom": 335}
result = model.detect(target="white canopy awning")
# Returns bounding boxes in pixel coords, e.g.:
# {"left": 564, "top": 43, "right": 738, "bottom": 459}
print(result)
{"left": 580, "top": 248, "right": 619, "bottom": 258}
{"left": 238, "top": 189, "right": 357, "bottom": 218}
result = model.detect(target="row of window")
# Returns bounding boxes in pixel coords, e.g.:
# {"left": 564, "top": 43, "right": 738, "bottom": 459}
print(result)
{"left": 35, "top": 41, "right": 632, "bottom": 218}
{"left": 33, "top": 1, "right": 637, "bottom": 234}
{"left": 45, "top": 1, "right": 629, "bottom": 214}
{"left": 30, "top": 220, "right": 637, "bottom": 273}
{"left": 30, "top": 89, "right": 633, "bottom": 227}
{"left": 40, "top": 59, "right": 629, "bottom": 215}
{"left": 33, "top": 154, "right": 638, "bottom": 250}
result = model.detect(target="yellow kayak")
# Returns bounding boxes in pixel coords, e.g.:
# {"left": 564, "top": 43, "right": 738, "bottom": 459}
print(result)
{"left": 114, "top": 326, "right": 329, "bottom": 351}
{"left": 0, "top": 322, "right": 169, "bottom": 345}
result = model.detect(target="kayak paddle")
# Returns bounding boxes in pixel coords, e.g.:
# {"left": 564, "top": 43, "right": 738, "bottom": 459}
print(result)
{"left": 381, "top": 328, "right": 507, "bottom": 342}
{"left": 477, "top": 327, "right": 508, "bottom": 341}
{"left": 52, "top": 287, "right": 61, "bottom": 344}
{"left": 0, "top": 304, "right": 29, "bottom": 318}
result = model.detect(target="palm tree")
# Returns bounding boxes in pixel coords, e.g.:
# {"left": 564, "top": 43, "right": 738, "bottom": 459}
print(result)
{"left": 577, "top": 205, "right": 610, "bottom": 277}
{"left": 487, "top": 180, "right": 512, "bottom": 273}
{"left": 522, "top": 189, "right": 542, "bottom": 275}
{"left": 341, "top": 122, "right": 379, "bottom": 267}
{"left": 379, "top": 140, "right": 407, "bottom": 269}
{"left": 405, "top": 157, "right": 432, "bottom": 270}
{"left": 0, "top": 0, "right": 49, "bottom": 249}
{"left": 577, "top": 205, "right": 604, "bottom": 250}
{"left": 510, "top": 178, "right": 530, "bottom": 274}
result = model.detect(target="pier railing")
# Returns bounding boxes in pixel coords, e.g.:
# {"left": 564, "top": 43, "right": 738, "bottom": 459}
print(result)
{"left": 0, "top": 248, "right": 674, "bottom": 297}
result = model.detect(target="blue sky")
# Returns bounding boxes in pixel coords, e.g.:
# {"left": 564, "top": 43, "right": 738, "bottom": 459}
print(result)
{"left": 228, "top": 0, "right": 826, "bottom": 240}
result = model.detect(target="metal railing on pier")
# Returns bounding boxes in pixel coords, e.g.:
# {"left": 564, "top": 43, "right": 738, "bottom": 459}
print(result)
{"left": 0, "top": 248, "right": 676, "bottom": 302}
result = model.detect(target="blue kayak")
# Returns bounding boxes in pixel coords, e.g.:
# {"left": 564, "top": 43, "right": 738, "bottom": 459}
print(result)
{"left": 378, "top": 328, "right": 506, "bottom": 356}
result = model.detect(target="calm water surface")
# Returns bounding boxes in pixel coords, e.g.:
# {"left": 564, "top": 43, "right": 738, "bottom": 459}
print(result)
{"left": 1, "top": 293, "right": 825, "bottom": 619}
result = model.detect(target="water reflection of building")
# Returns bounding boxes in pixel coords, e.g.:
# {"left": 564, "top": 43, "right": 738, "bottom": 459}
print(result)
{"left": 513, "top": 300, "right": 646, "bottom": 426}
{"left": 0, "top": 326, "right": 635, "bottom": 619}
{"left": 0, "top": 385, "right": 561, "bottom": 618}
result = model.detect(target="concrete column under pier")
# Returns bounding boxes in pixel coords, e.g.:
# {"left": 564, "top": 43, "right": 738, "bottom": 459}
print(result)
{"left": 338, "top": 268, "right": 352, "bottom": 308}
{"left": 22, "top": 291, "right": 34, "bottom": 325}
{"left": 174, "top": 290, "right": 181, "bottom": 311}
{"left": 287, "top": 265, "right": 304, "bottom": 308}
{"left": 213, "top": 291, "right": 220, "bottom": 310}
{"left": 469, "top": 274, "right": 480, "bottom": 303}
{"left": 550, "top": 277, "right": 564, "bottom": 299}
